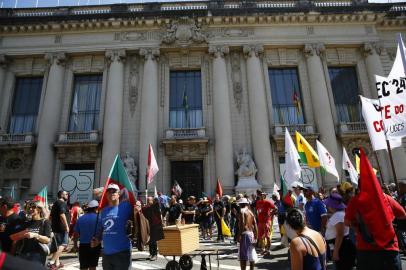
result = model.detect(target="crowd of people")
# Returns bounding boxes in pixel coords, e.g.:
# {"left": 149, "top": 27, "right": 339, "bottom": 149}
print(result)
{"left": 0, "top": 179, "right": 405, "bottom": 270}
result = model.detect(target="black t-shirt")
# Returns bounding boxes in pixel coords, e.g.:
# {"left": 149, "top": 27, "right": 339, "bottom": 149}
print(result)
{"left": 213, "top": 201, "right": 224, "bottom": 219}
{"left": 50, "top": 200, "right": 70, "bottom": 233}
{"left": 0, "top": 213, "right": 23, "bottom": 252}
{"left": 230, "top": 203, "right": 240, "bottom": 218}
{"left": 182, "top": 203, "right": 196, "bottom": 224}
{"left": 168, "top": 203, "right": 182, "bottom": 223}
{"left": 20, "top": 219, "right": 51, "bottom": 254}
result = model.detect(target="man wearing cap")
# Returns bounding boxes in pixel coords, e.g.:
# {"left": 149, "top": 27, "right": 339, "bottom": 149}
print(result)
{"left": 303, "top": 185, "right": 328, "bottom": 234}
{"left": 75, "top": 200, "right": 101, "bottom": 270}
{"left": 291, "top": 181, "right": 306, "bottom": 211}
{"left": 255, "top": 192, "right": 275, "bottom": 255}
{"left": 91, "top": 183, "right": 133, "bottom": 270}
{"left": 182, "top": 196, "right": 197, "bottom": 225}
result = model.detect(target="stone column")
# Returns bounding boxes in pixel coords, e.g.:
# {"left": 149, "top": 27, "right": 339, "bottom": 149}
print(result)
{"left": 243, "top": 45, "right": 275, "bottom": 189}
{"left": 100, "top": 49, "right": 126, "bottom": 183}
{"left": 363, "top": 43, "right": 406, "bottom": 181}
{"left": 31, "top": 53, "right": 66, "bottom": 194}
{"left": 139, "top": 48, "right": 160, "bottom": 192}
{"left": 209, "top": 45, "right": 235, "bottom": 193}
{"left": 0, "top": 55, "right": 8, "bottom": 99}
{"left": 304, "top": 43, "right": 339, "bottom": 187}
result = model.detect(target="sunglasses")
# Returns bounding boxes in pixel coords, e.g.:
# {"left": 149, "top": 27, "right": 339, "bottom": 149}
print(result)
{"left": 107, "top": 189, "right": 119, "bottom": 194}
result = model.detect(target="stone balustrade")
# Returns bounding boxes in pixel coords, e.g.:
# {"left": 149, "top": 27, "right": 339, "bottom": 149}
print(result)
{"left": 165, "top": 128, "right": 206, "bottom": 140}
{"left": 0, "top": 133, "right": 35, "bottom": 145}
{"left": 57, "top": 131, "right": 99, "bottom": 144}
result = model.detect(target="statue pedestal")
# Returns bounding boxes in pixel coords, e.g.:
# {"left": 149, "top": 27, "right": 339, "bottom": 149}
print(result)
{"left": 235, "top": 176, "right": 262, "bottom": 196}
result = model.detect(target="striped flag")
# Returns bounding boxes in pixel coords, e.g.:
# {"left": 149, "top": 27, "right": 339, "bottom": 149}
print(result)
{"left": 34, "top": 186, "right": 48, "bottom": 206}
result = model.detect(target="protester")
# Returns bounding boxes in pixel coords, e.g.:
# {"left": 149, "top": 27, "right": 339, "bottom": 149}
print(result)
{"left": 0, "top": 250, "right": 48, "bottom": 270}
{"left": 143, "top": 197, "right": 164, "bottom": 261}
{"left": 303, "top": 185, "right": 328, "bottom": 233}
{"left": 182, "top": 196, "right": 197, "bottom": 225}
{"left": 69, "top": 201, "right": 83, "bottom": 253}
{"left": 291, "top": 181, "right": 306, "bottom": 211}
{"left": 134, "top": 201, "right": 149, "bottom": 251}
{"left": 91, "top": 184, "right": 133, "bottom": 270}
{"left": 230, "top": 195, "right": 240, "bottom": 243}
{"left": 14, "top": 200, "right": 51, "bottom": 266}
{"left": 324, "top": 194, "right": 355, "bottom": 270}
{"left": 213, "top": 193, "right": 225, "bottom": 242}
{"left": 157, "top": 191, "right": 170, "bottom": 218}
{"left": 236, "top": 197, "right": 257, "bottom": 270}
{"left": 167, "top": 195, "right": 182, "bottom": 226}
{"left": 223, "top": 195, "right": 231, "bottom": 226}
{"left": 199, "top": 198, "right": 213, "bottom": 240}
{"left": 0, "top": 196, "right": 23, "bottom": 253}
{"left": 74, "top": 200, "right": 101, "bottom": 270}
{"left": 48, "top": 190, "right": 70, "bottom": 269}
{"left": 256, "top": 192, "right": 275, "bottom": 255}
{"left": 285, "top": 208, "right": 327, "bottom": 270}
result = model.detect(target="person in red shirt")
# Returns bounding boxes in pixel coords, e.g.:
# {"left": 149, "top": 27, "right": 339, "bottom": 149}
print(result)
{"left": 345, "top": 192, "right": 406, "bottom": 270}
{"left": 255, "top": 192, "right": 276, "bottom": 255}
{"left": 69, "top": 202, "right": 83, "bottom": 253}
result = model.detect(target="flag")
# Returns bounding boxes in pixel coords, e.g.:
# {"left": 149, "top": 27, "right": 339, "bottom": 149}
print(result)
{"left": 98, "top": 155, "right": 136, "bottom": 210}
{"left": 342, "top": 147, "right": 358, "bottom": 186}
{"left": 398, "top": 33, "right": 406, "bottom": 73}
{"left": 216, "top": 177, "right": 223, "bottom": 197}
{"left": 316, "top": 140, "right": 339, "bottom": 180}
{"left": 355, "top": 153, "right": 378, "bottom": 175}
{"left": 296, "top": 131, "right": 320, "bottom": 168}
{"left": 357, "top": 148, "right": 395, "bottom": 249}
{"left": 171, "top": 181, "right": 183, "bottom": 197}
{"left": 146, "top": 144, "right": 159, "bottom": 185}
{"left": 280, "top": 176, "right": 293, "bottom": 208}
{"left": 154, "top": 185, "right": 158, "bottom": 198}
{"left": 34, "top": 186, "right": 48, "bottom": 206}
{"left": 284, "top": 128, "right": 301, "bottom": 187}
{"left": 273, "top": 183, "right": 280, "bottom": 199}
{"left": 292, "top": 89, "right": 302, "bottom": 116}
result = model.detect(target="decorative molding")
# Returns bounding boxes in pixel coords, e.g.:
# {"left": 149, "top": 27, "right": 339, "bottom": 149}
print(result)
{"left": 139, "top": 47, "right": 160, "bottom": 61}
{"left": 362, "top": 42, "right": 383, "bottom": 57}
{"left": 159, "top": 55, "right": 168, "bottom": 107}
{"left": 161, "top": 18, "right": 207, "bottom": 47}
{"left": 71, "top": 55, "right": 104, "bottom": 73}
{"left": 209, "top": 28, "right": 254, "bottom": 38}
{"left": 243, "top": 45, "right": 264, "bottom": 58}
{"left": 128, "top": 56, "right": 139, "bottom": 115}
{"left": 307, "top": 26, "right": 315, "bottom": 35}
{"left": 105, "top": 49, "right": 126, "bottom": 64}
{"left": 325, "top": 48, "right": 357, "bottom": 65}
{"left": 44, "top": 52, "right": 67, "bottom": 66}
{"left": 208, "top": 45, "right": 229, "bottom": 58}
{"left": 230, "top": 51, "right": 242, "bottom": 112}
{"left": 303, "top": 43, "right": 325, "bottom": 58}
{"left": 11, "top": 57, "right": 46, "bottom": 75}
{"left": 54, "top": 34, "right": 62, "bottom": 44}
{"left": 202, "top": 55, "right": 212, "bottom": 106}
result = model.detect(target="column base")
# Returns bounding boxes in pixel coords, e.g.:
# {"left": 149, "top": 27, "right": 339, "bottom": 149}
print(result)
{"left": 235, "top": 177, "right": 262, "bottom": 196}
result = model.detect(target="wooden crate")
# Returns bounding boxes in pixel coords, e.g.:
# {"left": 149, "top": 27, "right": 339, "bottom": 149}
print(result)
{"left": 158, "top": 224, "right": 199, "bottom": 256}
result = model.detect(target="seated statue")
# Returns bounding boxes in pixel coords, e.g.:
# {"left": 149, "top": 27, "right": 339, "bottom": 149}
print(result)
{"left": 235, "top": 149, "right": 257, "bottom": 178}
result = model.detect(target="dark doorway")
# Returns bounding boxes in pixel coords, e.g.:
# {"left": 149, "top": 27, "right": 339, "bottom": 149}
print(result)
{"left": 171, "top": 161, "right": 203, "bottom": 200}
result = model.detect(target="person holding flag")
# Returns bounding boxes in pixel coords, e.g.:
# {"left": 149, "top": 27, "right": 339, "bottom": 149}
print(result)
{"left": 91, "top": 155, "right": 136, "bottom": 270}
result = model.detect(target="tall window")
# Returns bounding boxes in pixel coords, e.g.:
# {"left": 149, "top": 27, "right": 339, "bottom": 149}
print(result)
{"left": 68, "top": 75, "right": 102, "bottom": 132}
{"left": 169, "top": 71, "right": 203, "bottom": 128}
{"left": 268, "top": 68, "right": 305, "bottom": 125}
{"left": 328, "top": 67, "right": 361, "bottom": 123}
{"left": 8, "top": 77, "right": 43, "bottom": 134}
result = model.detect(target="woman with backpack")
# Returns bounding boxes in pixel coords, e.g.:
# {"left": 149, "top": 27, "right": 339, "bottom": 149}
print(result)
{"left": 14, "top": 200, "right": 52, "bottom": 265}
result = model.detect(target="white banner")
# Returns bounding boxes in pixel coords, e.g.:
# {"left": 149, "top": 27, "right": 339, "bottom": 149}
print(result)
{"left": 280, "top": 163, "right": 318, "bottom": 191}
{"left": 360, "top": 96, "right": 402, "bottom": 151}
{"left": 59, "top": 170, "right": 94, "bottom": 204}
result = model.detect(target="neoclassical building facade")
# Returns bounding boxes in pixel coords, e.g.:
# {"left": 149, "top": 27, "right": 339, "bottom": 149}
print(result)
{"left": 0, "top": 0, "right": 406, "bottom": 201}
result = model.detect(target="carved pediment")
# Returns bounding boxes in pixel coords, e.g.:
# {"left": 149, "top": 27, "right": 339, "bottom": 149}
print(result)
{"left": 161, "top": 18, "right": 207, "bottom": 47}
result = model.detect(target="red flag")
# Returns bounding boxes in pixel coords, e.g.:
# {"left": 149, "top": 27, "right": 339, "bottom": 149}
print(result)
{"left": 98, "top": 155, "right": 136, "bottom": 210}
{"left": 146, "top": 144, "right": 159, "bottom": 185}
{"left": 216, "top": 177, "right": 223, "bottom": 197}
{"left": 34, "top": 186, "right": 48, "bottom": 206}
{"left": 358, "top": 149, "right": 395, "bottom": 248}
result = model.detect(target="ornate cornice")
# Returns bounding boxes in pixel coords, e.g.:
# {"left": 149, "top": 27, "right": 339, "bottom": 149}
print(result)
{"left": 208, "top": 45, "right": 229, "bottom": 58}
{"left": 243, "top": 45, "right": 264, "bottom": 58}
{"left": 44, "top": 52, "right": 66, "bottom": 66}
{"left": 139, "top": 48, "right": 160, "bottom": 61}
{"left": 362, "top": 42, "right": 384, "bottom": 57}
{"left": 303, "top": 43, "right": 325, "bottom": 58}
{"left": 105, "top": 49, "right": 126, "bottom": 64}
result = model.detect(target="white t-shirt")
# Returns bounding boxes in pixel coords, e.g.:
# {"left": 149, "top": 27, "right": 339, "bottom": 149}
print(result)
{"left": 325, "top": 211, "right": 349, "bottom": 241}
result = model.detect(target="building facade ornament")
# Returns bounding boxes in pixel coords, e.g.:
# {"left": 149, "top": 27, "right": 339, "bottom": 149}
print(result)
{"left": 362, "top": 42, "right": 384, "bottom": 57}
{"left": 161, "top": 19, "right": 207, "bottom": 46}
{"left": 208, "top": 45, "right": 229, "bottom": 58}
{"left": 44, "top": 52, "right": 66, "bottom": 66}
{"left": 128, "top": 57, "right": 139, "bottom": 114}
{"left": 105, "top": 49, "right": 126, "bottom": 64}
{"left": 243, "top": 45, "right": 264, "bottom": 58}
{"left": 139, "top": 48, "right": 160, "bottom": 61}
{"left": 123, "top": 152, "right": 138, "bottom": 185}
{"left": 303, "top": 43, "right": 325, "bottom": 58}
{"left": 230, "top": 51, "right": 243, "bottom": 112}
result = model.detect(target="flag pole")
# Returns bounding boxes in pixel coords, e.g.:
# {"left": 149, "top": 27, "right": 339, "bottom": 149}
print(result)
{"left": 373, "top": 151, "right": 385, "bottom": 186}
{"left": 386, "top": 140, "right": 399, "bottom": 192}
{"left": 145, "top": 171, "right": 148, "bottom": 205}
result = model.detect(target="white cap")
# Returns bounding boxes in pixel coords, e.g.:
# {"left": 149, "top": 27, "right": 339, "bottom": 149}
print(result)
{"left": 106, "top": 183, "right": 119, "bottom": 191}
{"left": 291, "top": 181, "right": 303, "bottom": 189}
{"left": 237, "top": 198, "right": 249, "bottom": 204}
{"left": 88, "top": 200, "right": 99, "bottom": 208}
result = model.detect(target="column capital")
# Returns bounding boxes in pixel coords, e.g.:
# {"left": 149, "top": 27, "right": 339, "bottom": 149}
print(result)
{"left": 304, "top": 43, "right": 325, "bottom": 58}
{"left": 139, "top": 48, "right": 160, "bottom": 61}
{"left": 0, "top": 54, "right": 9, "bottom": 68}
{"left": 362, "top": 42, "right": 384, "bottom": 57}
{"left": 44, "top": 52, "right": 67, "bottom": 66}
{"left": 105, "top": 49, "right": 126, "bottom": 64}
{"left": 243, "top": 45, "right": 264, "bottom": 58}
{"left": 208, "top": 45, "right": 229, "bottom": 58}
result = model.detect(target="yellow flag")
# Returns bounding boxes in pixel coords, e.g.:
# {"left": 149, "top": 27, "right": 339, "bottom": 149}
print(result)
{"left": 355, "top": 154, "right": 378, "bottom": 175}
{"left": 295, "top": 131, "right": 320, "bottom": 168}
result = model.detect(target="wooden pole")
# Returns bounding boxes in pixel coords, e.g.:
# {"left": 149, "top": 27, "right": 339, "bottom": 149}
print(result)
{"left": 386, "top": 140, "right": 400, "bottom": 193}
{"left": 373, "top": 151, "right": 385, "bottom": 186}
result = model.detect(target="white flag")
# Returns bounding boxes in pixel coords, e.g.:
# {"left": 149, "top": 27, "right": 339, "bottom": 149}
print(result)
{"left": 360, "top": 95, "right": 402, "bottom": 151}
{"left": 154, "top": 185, "right": 158, "bottom": 198}
{"left": 342, "top": 147, "right": 358, "bottom": 186}
{"left": 284, "top": 128, "right": 301, "bottom": 188}
{"left": 146, "top": 144, "right": 159, "bottom": 184}
{"left": 316, "top": 140, "right": 339, "bottom": 181}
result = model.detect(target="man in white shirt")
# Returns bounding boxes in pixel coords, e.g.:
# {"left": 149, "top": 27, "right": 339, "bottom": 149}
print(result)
{"left": 291, "top": 181, "right": 306, "bottom": 211}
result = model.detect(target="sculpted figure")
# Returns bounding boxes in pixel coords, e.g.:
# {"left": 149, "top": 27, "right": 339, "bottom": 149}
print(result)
{"left": 123, "top": 152, "right": 138, "bottom": 183}
{"left": 235, "top": 148, "right": 257, "bottom": 178}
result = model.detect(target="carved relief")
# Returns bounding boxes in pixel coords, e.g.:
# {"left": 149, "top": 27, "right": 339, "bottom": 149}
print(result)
{"left": 45, "top": 52, "right": 67, "bottom": 66}
{"left": 208, "top": 45, "right": 229, "bottom": 58}
{"left": 120, "top": 31, "right": 148, "bottom": 41}
{"left": 168, "top": 51, "right": 201, "bottom": 69}
{"left": 105, "top": 49, "right": 126, "bottom": 64}
{"left": 230, "top": 51, "right": 243, "bottom": 112}
{"left": 139, "top": 48, "right": 160, "bottom": 61}
{"left": 161, "top": 18, "right": 207, "bottom": 47}
{"left": 0, "top": 150, "right": 33, "bottom": 174}
{"left": 159, "top": 55, "right": 168, "bottom": 107}
{"left": 362, "top": 42, "right": 383, "bottom": 57}
{"left": 325, "top": 48, "right": 357, "bottom": 65}
{"left": 243, "top": 45, "right": 264, "bottom": 58}
{"left": 54, "top": 34, "right": 62, "bottom": 44}
{"left": 202, "top": 55, "right": 212, "bottom": 105}
{"left": 128, "top": 57, "right": 139, "bottom": 114}
{"left": 303, "top": 43, "right": 325, "bottom": 58}
{"left": 11, "top": 57, "right": 46, "bottom": 75}
{"left": 209, "top": 28, "right": 254, "bottom": 38}
{"left": 72, "top": 55, "right": 104, "bottom": 73}
{"left": 307, "top": 26, "right": 314, "bottom": 35}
